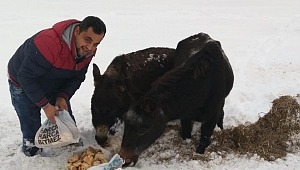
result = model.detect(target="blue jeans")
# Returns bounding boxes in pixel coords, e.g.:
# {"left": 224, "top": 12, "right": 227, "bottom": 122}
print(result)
{"left": 8, "top": 80, "right": 75, "bottom": 141}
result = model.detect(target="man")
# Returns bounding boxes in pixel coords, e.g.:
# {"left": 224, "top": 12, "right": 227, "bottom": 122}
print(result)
{"left": 7, "top": 16, "right": 106, "bottom": 156}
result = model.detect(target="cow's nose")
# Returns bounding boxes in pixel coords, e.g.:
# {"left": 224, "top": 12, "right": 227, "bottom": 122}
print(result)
{"left": 95, "top": 125, "right": 109, "bottom": 145}
{"left": 119, "top": 148, "right": 138, "bottom": 167}
{"left": 122, "top": 158, "right": 137, "bottom": 167}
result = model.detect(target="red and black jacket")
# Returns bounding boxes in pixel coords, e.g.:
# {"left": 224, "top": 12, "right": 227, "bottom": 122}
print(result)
{"left": 8, "top": 19, "right": 95, "bottom": 107}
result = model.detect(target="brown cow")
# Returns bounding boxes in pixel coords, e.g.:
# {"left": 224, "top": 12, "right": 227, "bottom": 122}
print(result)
{"left": 119, "top": 33, "right": 234, "bottom": 166}
{"left": 91, "top": 47, "right": 175, "bottom": 145}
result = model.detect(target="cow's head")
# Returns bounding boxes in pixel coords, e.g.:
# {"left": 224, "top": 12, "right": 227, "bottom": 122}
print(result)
{"left": 119, "top": 96, "right": 168, "bottom": 166}
{"left": 91, "top": 63, "right": 131, "bottom": 145}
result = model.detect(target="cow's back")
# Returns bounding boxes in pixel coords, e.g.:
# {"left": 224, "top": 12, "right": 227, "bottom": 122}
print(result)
{"left": 105, "top": 47, "right": 175, "bottom": 93}
{"left": 157, "top": 33, "right": 234, "bottom": 118}
{"left": 175, "top": 33, "right": 233, "bottom": 98}
{"left": 174, "top": 33, "right": 212, "bottom": 67}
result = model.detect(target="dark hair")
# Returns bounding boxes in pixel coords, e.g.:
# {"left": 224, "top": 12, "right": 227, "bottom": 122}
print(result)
{"left": 79, "top": 16, "right": 106, "bottom": 35}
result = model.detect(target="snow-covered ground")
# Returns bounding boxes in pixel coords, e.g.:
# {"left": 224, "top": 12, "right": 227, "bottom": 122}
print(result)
{"left": 1, "top": 0, "right": 300, "bottom": 169}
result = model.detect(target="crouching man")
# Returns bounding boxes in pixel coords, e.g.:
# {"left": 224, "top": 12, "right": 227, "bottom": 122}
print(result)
{"left": 7, "top": 16, "right": 106, "bottom": 156}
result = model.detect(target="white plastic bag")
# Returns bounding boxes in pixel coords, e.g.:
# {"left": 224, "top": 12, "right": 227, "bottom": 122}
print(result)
{"left": 87, "top": 154, "right": 124, "bottom": 170}
{"left": 35, "top": 110, "right": 80, "bottom": 148}
{"left": 57, "top": 110, "right": 80, "bottom": 141}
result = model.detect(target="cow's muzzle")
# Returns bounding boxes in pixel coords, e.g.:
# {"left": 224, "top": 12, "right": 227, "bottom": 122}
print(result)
{"left": 95, "top": 125, "right": 109, "bottom": 145}
{"left": 119, "top": 147, "right": 138, "bottom": 167}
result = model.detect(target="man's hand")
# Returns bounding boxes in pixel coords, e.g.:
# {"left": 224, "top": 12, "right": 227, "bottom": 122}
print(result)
{"left": 42, "top": 104, "right": 58, "bottom": 124}
{"left": 55, "top": 97, "right": 68, "bottom": 111}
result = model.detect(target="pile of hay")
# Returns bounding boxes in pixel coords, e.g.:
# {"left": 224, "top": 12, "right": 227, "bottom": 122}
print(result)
{"left": 210, "top": 95, "right": 300, "bottom": 161}
{"left": 139, "top": 95, "right": 300, "bottom": 163}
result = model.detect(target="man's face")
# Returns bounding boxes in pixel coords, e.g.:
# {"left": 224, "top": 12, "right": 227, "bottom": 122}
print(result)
{"left": 74, "top": 26, "right": 105, "bottom": 57}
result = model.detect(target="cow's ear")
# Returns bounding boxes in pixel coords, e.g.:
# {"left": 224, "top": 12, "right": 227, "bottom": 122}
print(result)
{"left": 93, "top": 63, "right": 102, "bottom": 87}
{"left": 93, "top": 63, "right": 101, "bottom": 77}
{"left": 142, "top": 98, "right": 156, "bottom": 115}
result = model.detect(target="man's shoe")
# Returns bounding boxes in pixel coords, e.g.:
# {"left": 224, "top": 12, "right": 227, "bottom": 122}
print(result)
{"left": 22, "top": 138, "right": 42, "bottom": 156}
{"left": 22, "top": 145, "right": 40, "bottom": 156}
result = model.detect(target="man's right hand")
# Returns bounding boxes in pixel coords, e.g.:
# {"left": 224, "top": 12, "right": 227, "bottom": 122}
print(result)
{"left": 42, "top": 104, "right": 58, "bottom": 124}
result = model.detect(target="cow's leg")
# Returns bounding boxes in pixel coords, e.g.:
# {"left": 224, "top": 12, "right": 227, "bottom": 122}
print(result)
{"left": 197, "top": 117, "right": 217, "bottom": 154}
{"left": 217, "top": 109, "right": 224, "bottom": 130}
{"left": 216, "top": 100, "right": 225, "bottom": 130}
{"left": 180, "top": 118, "right": 192, "bottom": 139}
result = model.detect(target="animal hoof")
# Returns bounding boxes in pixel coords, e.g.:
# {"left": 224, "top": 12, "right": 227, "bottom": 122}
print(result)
{"left": 181, "top": 134, "right": 191, "bottom": 140}
{"left": 196, "top": 147, "right": 206, "bottom": 154}
{"left": 196, "top": 136, "right": 211, "bottom": 154}
{"left": 217, "top": 122, "right": 224, "bottom": 129}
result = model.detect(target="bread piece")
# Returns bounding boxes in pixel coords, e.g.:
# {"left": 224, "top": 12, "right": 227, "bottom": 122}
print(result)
{"left": 67, "top": 146, "right": 108, "bottom": 169}
{"left": 79, "top": 162, "right": 90, "bottom": 170}
{"left": 92, "top": 160, "right": 101, "bottom": 166}
{"left": 67, "top": 164, "right": 77, "bottom": 170}
{"left": 82, "top": 155, "right": 94, "bottom": 165}
{"left": 85, "top": 146, "right": 97, "bottom": 156}
{"left": 72, "top": 159, "right": 82, "bottom": 168}
{"left": 68, "top": 154, "right": 80, "bottom": 163}
{"left": 94, "top": 152, "right": 108, "bottom": 163}
{"left": 94, "top": 148, "right": 103, "bottom": 153}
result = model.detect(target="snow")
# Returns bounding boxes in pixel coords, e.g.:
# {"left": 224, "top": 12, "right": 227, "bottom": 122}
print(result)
{"left": 1, "top": 0, "right": 300, "bottom": 169}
